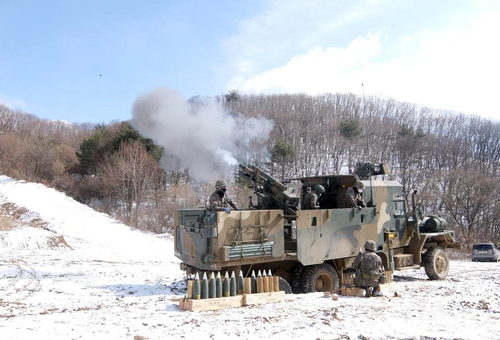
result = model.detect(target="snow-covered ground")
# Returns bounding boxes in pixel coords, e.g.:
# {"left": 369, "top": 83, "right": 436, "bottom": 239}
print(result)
{"left": 1, "top": 176, "right": 499, "bottom": 340}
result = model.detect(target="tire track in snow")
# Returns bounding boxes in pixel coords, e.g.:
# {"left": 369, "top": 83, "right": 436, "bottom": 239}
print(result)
{"left": 0, "top": 262, "right": 41, "bottom": 304}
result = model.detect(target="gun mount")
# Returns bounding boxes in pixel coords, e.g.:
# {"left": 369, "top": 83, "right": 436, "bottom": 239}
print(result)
{"left": 238, "top": 164, "right": 299, "bottom": 216}
{"left": 354, "top": 163, "right": 389, "bottom": 180}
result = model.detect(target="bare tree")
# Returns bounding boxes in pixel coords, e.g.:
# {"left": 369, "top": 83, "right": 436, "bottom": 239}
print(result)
{"left": 103, "top": 141, "right": 162, "bottom": 227}
{"left": 437, "top": 171, "right": 500, "bottom": 250}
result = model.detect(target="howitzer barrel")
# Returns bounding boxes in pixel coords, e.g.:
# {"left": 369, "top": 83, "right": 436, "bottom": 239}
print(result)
{"left": 239, "top": 164, "right": 287, "bottom": 192}
{"left": 238, "top": 164, "right": 299, "bottom": 214}
{"left": 251, "top": 165, "right": 288, "bottom": 192}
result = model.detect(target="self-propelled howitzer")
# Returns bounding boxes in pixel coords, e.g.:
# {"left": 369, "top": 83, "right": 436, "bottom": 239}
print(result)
{"left": 174, "top": 163, "right": 460, "bottom": 294}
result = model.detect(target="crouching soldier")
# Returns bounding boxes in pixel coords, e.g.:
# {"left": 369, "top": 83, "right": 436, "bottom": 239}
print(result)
{"left": 352, "top": 240, "right": 386, "bottom": 297}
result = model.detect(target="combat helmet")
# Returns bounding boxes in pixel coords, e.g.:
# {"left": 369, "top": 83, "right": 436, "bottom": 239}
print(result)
{"left": 364, "top": 240, "right": 376, "bottom": 252}
{"left": 354, "top": 181, "right": 365, "bottom": 191}
{"left": 313, "top": 184, "right": 325, "bottom": 194}
{"left": 215, "top": 180, "right": 227, "bottom": 191}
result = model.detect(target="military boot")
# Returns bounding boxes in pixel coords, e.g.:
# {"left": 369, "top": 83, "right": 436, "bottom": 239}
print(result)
{"left": 363, "top": 287, "right": 371, "bottom": 298}
{"left": 371, "top": 286, "right": 383, "bottom": 297}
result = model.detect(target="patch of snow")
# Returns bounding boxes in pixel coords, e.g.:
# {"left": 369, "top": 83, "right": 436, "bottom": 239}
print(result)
{"left": 0, "top": 175, "right": 172, "bottom": 262}
{"left": 0, "top": 175, "right": 499, "bottom": 340}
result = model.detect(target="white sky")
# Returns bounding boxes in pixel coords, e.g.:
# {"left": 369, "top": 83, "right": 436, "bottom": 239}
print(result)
{"left": 225, "top": 0, "right": 500, "bottom": 121}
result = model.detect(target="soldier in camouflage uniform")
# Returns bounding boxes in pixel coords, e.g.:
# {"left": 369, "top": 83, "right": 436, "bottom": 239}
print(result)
{"left": 352, "top": 240, "right": 385, "bottom": 297}
{"left": 303, "top": 185, "right": 325, "bottom": 209}
{"left": 208, "top": 180, "right": 239, "bottom": 212}
{"left": 343, "top": 181, "right": 366, "bottom": 208}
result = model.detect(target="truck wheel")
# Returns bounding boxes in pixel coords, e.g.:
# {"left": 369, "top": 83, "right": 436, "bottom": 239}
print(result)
{"left": 277, "top": 276, "right": 293, "bottom": 294}
{"left": 300, "top": 263, "right": 340, "bottom": 293}
{"left": 423, "top": 247, "right": 449, "bottom": 280}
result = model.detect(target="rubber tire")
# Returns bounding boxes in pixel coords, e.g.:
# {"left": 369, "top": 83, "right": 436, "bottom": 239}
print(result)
{"left": 300, "top": 263, "right": 340, "bottom": 293}
{"left": 423, "top": 247, "right": 449, "bottom": 280}
{"left": 278, "top": 276, "right": 293, "bottom": 294}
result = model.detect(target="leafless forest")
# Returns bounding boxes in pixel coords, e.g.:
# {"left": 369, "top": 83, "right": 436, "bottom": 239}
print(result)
{"left": 1, "top": 92, "right": 499, "bottom": 250}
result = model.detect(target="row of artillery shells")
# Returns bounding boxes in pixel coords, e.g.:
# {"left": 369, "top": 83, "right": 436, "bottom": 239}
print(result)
{"left": 187, "top": 269, "right": 280, "bottom": 299}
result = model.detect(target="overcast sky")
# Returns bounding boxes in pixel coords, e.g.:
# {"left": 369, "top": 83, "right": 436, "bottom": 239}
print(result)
{"left": 1, "top": 0, "right": 499, "bottom": 123}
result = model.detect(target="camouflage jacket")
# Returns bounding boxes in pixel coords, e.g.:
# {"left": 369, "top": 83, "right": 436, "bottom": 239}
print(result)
{"left": 343, "top": 187, "right": 366, "bottom": 208}
{"left": 303, "top": 192, "right": 320, "bottom": 209}
{"left": 208, "top": 191, "right": 238, "bottom": 211}
{"left": 352, "top": 251, "right": 384, "bottom": 287}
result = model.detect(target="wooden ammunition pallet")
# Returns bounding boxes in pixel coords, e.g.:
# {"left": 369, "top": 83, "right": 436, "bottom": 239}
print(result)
{"left": 178, "top": 291, "right": 286, "bottom": 311}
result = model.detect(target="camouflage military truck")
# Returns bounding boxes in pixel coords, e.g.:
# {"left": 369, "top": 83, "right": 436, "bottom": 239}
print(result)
{"left": 174, "top": 163, "right": 460, "bottom": 293}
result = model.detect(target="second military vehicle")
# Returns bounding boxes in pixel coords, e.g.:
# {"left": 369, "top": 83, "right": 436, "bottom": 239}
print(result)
{"left": 174, "top": 163, "right": 460, "bottom": 293}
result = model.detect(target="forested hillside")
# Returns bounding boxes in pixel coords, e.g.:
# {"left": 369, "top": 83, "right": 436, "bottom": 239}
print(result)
{"left": 0, "top": 104, "right": 92, "bottom": 181}
{"left": 222, "top": 92, "right": 500, "bottom": 248}
{"left": 1, "top": 91, "right": 499, "bottom": 249}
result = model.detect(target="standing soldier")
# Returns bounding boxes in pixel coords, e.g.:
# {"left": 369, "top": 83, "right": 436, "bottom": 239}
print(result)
{"left": 303, "top": 185, "right": 325, "bottom": 209}
{"left": 343, "top": 181, "right": 366, "bottom": 208}
{"left": 208, "top": 180, "right": 240, "bottom": 212}
{"left": 352, "top": 240, "right": 385, "bottom": 297}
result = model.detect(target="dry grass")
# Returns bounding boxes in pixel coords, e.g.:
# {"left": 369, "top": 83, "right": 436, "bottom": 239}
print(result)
{"left": 0, "top": 205, "right": 16, "bottom": 231}
{"left": 448, "top": 248, "right": 471, "bottom": 260}
{"left": 47, "top": 235, "right": 72, "bottom": 249}
{"left": 1, "top": 202, "right": 46, "bottom": 230}
{"left": 0, "top": 202, "right": 71, "bottom": 249}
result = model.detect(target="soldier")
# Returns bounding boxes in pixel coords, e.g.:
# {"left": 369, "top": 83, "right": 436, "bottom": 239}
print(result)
{"left": 343, "top": 181, "right": 366, "bottom": 208}
{"left": 352, "top": 240, "right": 385, "bottom": 297}
{"left": 208, "top": 180, "right": 239, "bottom": 213}
{"left": 303, "top": 185, "right": 325, "bottom": 209}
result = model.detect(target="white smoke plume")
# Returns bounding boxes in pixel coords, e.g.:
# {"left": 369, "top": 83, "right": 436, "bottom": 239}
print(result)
{"left": 131, "top": 87, "right": 274, "bottom": 182}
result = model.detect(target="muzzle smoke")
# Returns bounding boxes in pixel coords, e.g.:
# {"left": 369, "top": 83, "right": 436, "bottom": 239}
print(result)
{"left": 131, "top": 87, "right": 273, "bottom": 182}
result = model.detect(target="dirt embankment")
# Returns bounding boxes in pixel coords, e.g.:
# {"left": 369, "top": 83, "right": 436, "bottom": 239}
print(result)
{"left": 0, "top": 201, "right": 70, "bottom": 249}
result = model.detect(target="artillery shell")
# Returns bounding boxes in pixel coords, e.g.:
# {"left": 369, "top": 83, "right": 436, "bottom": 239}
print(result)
{"left": 187, "top": 280, "right": 194, "bottom": 299}
{"left": 201, "top": 272, "right": 208, "bottom": 299}
{"left": 230, "top": 271, "right": 237, "bottom": 296}
{"left": 268, "top": 270, "right": 274, "bottom": 292}
{"left": 262, "top": 270, "right": 269, "bottom": 292}
{"left": 257, "top": 270, "right": 263, "bottom": 293}
{"left": 193, "top": 272, "right": 201, "bottom": 300}
{"left": 223, "top": 272, "right": 230, "bottom": 297}
{"left": 209, "top": 272, "right": 216, "bottom": 298}
{"left": 216, "top": 272, "right": 222, "bottom": 298}
{"left": 273, "top": 276, "right": 279, "bottom": 292}
{"left": 238, "top": 270, "right": 245, "bottom": 295}
{"left": 244, "top": 277, "right": 252, "bottom": 294}
{"left": 251, "top": 270, "right": 257, "bottom": 293}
